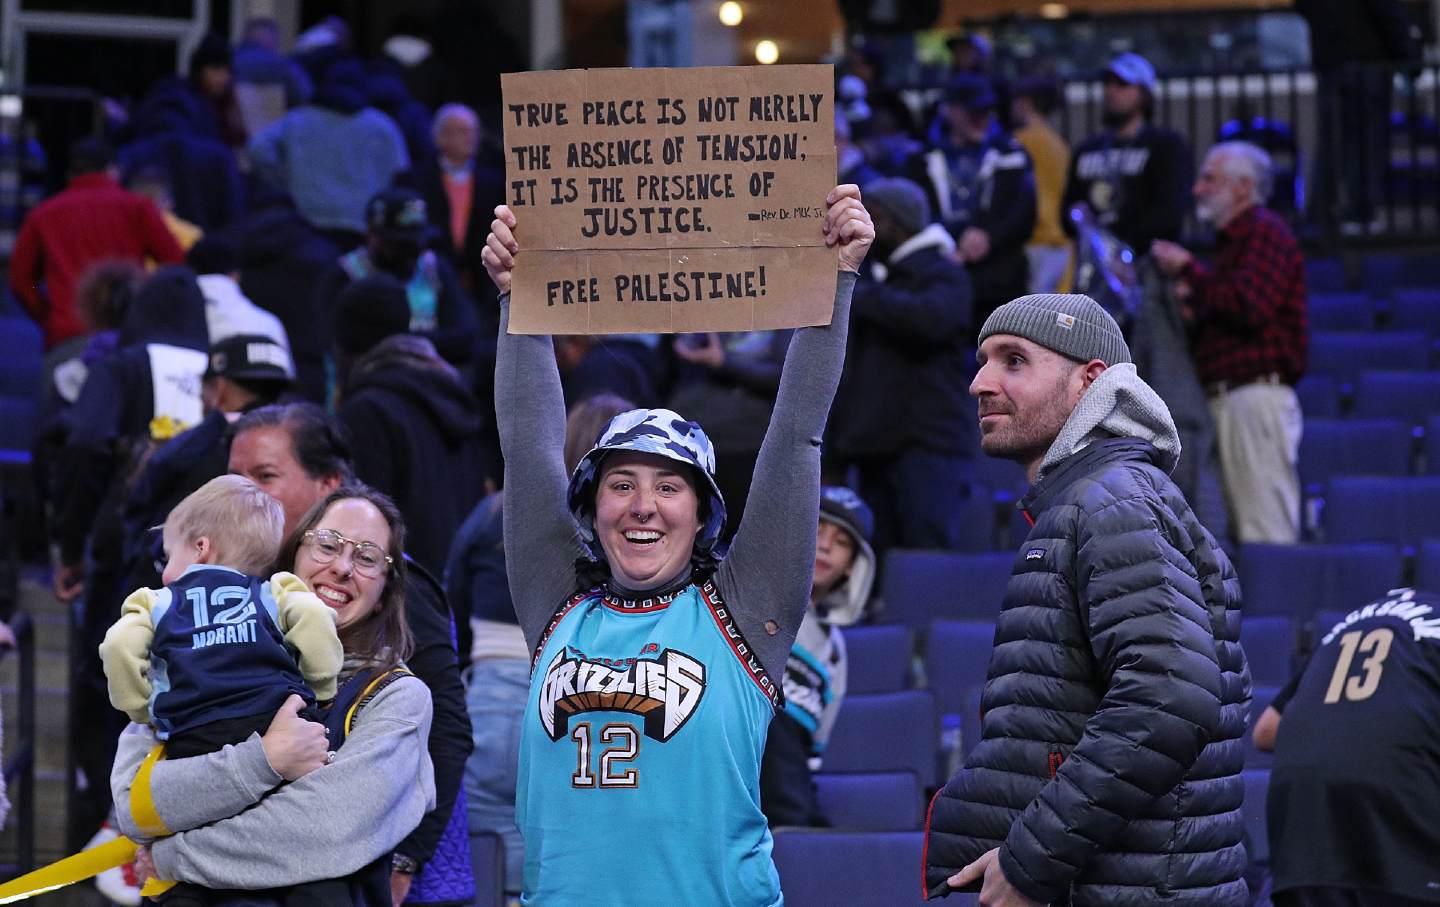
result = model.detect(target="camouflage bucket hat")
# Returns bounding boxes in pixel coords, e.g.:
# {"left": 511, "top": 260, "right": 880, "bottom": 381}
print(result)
{"left": 567, "top": 408, "right": 727, "bottom": 560}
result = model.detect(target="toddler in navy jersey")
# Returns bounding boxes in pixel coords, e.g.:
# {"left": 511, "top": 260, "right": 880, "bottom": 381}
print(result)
{"left": 100, "top": 474, "right": 342, "bottom": 759}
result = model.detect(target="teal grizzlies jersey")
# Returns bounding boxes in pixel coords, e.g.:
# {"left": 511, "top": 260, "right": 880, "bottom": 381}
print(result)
{"left": 518, "top": 579, "right": 783, "bottom": 907}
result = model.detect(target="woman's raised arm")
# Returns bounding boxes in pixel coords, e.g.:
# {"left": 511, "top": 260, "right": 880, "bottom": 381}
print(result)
{"left": 718, "top": 185, "right": 873, "bottom": 679}
{"left": 485, "top": 206, "right": 586, "bottom": 650}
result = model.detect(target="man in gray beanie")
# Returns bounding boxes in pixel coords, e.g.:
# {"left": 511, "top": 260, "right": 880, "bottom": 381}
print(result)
{"left": 924, "top": 293, "right": 1250, "bottom": 907}
{"left": 827, "top": 177, "right": 975, "bottom": 552}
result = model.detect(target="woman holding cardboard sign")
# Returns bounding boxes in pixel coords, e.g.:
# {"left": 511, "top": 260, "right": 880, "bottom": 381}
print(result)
{"left": 482, "top": 184, "right": 872, "bottom": 906}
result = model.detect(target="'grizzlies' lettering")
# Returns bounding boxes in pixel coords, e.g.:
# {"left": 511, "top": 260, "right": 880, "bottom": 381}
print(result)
{"left": 538, "top": 647, "right": 705, "bottom": 742}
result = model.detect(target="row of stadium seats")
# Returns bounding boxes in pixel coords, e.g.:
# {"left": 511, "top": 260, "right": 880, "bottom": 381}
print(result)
{"left": 876, "top": 539, "right": 1440, "bottom": 631}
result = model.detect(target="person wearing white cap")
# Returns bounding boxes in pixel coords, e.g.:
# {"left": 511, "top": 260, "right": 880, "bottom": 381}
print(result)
{"left": 1060, "top": 53, "right": 1192, "bottom": 255}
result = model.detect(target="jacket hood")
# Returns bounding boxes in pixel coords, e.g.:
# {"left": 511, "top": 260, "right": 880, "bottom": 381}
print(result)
{"left": 889, "top": 222, "right": 957, "bottom": 265}
{"left": 1036, "top": 362, "right": 1179, "bottom": 482}
{"left": 120, "top": 265, "right": 209, "bottom": 350}
{"left": 346, "top": 335, "right": 481, "bottom": 441}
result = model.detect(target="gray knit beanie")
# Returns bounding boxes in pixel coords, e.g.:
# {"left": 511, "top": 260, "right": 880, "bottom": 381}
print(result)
{"left": 863, "top": 177, "right": 931, "bottom": 235}
{"left": 978, "top": 294, "right": 1132, "bottom": 365}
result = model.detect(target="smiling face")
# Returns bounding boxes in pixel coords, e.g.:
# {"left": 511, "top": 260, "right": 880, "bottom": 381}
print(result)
{"left": 593, "top": 450, "right": 702, "bottom": 591}
{"left": 812, "top": 519, "right": 857, "bottom": 600}
{"left": 294, "top": 497, "right": 391, "bottom": 631}
{"left": 970, "top": 334, "right": 1101, "bottom": 481}
{"left": 229, "top": 426, "right": 340, "bottom": 539}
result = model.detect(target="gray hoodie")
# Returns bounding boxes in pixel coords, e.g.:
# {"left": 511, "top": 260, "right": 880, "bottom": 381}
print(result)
{"left": 1038, "top": 361, "right": 1181, "bottom": 482}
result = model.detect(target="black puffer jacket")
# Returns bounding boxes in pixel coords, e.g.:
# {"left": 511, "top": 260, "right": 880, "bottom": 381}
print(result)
{"left": 924, "top": 369, "right": 1250, "bottom": 906}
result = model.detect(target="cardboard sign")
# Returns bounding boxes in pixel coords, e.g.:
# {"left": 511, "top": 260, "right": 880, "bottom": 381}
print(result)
{"left": 501, "top": 64, "right": 837, "bottom": 334}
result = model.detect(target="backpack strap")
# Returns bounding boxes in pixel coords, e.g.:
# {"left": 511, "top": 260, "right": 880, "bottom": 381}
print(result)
{"left": 344, "top": 666, "right": 413, "bottom": 736}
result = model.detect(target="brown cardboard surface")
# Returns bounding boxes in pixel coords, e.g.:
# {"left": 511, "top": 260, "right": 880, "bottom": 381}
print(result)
{"left": 501, "top": 64, "right": 836, "bottom": 334}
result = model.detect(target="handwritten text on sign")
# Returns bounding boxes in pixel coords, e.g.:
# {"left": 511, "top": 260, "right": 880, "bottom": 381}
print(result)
{"left": 501, "top": 65, "right": 836, "bottom": 334}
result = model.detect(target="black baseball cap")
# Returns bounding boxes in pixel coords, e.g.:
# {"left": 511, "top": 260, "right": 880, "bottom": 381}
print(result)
{"left": 205, "top": 334, "right": 294, "bottom": 383}
{"left": 366, "top": 187, "right": 429, "bottom": 244}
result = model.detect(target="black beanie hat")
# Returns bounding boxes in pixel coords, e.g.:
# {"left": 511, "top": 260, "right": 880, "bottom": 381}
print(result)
{"left": 332, "top": 274, "right": 411, "bottom": 356}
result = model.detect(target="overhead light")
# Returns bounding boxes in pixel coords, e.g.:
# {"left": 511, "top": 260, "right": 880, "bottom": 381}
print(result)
{"left": 719, "top": 1, "right": 743, "bottom": 27}
{"left": 755, "top": 40, "right": 779, "bottom": 65}
{"left": 1039, "top": 2, "right": 1068, "bottom": 18}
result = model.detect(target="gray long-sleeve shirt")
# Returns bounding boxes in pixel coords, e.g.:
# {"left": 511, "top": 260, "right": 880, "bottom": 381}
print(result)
{"left": 111, "top": 677, "right": 435, "bottom": 889}
{"left": 497, "top": 272, "right": 856, "bottom": 678}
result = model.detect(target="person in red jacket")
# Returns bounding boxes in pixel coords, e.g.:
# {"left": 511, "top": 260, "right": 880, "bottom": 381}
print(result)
{"left": 9, "top": 137, "right": 184, "bottom": 350}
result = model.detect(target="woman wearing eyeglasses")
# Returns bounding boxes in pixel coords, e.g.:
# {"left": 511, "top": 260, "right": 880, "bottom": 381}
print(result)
{"left": 111, "top": 483, "right": 434, "bottom": 904}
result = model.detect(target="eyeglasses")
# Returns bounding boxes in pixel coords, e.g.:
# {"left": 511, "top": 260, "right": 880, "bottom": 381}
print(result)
{"left": 303, "top": 529, "right": 393, "bottom": 577}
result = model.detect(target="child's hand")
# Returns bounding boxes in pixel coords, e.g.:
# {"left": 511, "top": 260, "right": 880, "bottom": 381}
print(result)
{"left": 261, "top": 695, "right": 330, "bottom": 780}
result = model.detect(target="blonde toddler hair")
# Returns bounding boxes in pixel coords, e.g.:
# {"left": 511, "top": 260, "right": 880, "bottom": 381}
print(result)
{"left": 166, "top": 475, "right": 285, "bottom": 575}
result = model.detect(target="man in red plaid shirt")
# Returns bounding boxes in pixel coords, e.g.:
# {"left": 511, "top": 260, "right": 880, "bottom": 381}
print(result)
{"left": 1152, "top": 141, "right": 1307, "bottom": 544}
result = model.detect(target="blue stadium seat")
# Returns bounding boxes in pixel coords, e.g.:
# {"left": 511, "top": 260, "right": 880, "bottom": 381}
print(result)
{"left": 1418, "top": 539, "right": 1440, "bottom": 592}
{"left": 1305, "top": 256, "right": 1348, "bottom": 293}
{"left": 1238, "top": 542, "right": 1405, "bottom": 621}
{"left": 1352, "top": 371, "right": 1440, "bottom": 426}
{"left": 823, "top": 690, "right": 937, "bottom": 784}
{"left": 1324, "top": 476, "right": 1440, "bottom": 547}
{"left": 841, "top": 624, "right": 913, "bottom": 694}
{"left": 880, "top": 551, "right": 1013, "bottom": 628}
{"left": 0, "top": 316, "right": 43, "bottom": 401}
{"left": 924, "top": 620, "right": 994, "bottom": 723}
{"left": 1307, "top": 292, "right": 1375, "bottom": 331}
{"left": 813, "top": 772, "right": 922, "bottom": 831}
{"left": 772, "top": 831, "right": 965, "bottom": 907}
{"left": 1245, "top": 684, "right": 1282, "bottom": 770}
{"left": 953, "top": 486, "right": 999, "bottom": 552}
{"left": 1294, "top": 374, "right": 1339, "bottom": 419}
{"left": 1361, "top": 253, "right": 1440, "bottom": 298}
{"left": 0, "top": 316, "right": 42, "bottom": 357}
{"left": 0, "top": 397, "right": 38, "bottom": 456}
{"left": 1240, "top": 618, "right": 1295, "bottom": 686}
{"left": 1388, "top": 287, "right": 1440, "bottom": 337}
{"left": 470, "top": 831, "right": 506, "bottom": 907}
{"left": 1308, "top": 331, "right": 1430, "bottom": 384}
{"left": 1297, "top": 419, "right": 1412, "bottom": 495}
{"left": 1241, "top": 769, "right": 1271, "bottom": 864}
{"left": 972, "top": 455, "right": 1028, "bottom": 505}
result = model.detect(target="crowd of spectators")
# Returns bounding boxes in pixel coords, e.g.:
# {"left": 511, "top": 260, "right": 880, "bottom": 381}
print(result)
{"left": 6, "top": 10, "right": 1399, "bottom": 904}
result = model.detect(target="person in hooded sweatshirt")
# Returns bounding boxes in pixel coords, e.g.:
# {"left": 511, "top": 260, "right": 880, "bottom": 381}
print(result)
{"left": 247, "top": 58, "right": 408, "bottom": 247}
{"left": 923, "top": 294, "right": 1250, "bottom": 907}
{"left": 331, "top": 274, "right": 492, "bottom": 577}
{"left": 51, "top": 264, "right": 211, "bottom": 846}
{"left": 759, "top": 485, "right": 876, "bottom": 828}
{"left": 827, "top": 177, "right": 975, "bottom": 554}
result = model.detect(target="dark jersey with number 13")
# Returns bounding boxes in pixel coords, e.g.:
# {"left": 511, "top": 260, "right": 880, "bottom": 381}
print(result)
{"left": 1268, "top": 588, "right": 1440, "bottom": 902}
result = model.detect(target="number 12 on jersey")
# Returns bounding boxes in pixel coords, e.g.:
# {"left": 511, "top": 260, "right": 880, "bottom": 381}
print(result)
{"left": 570, "top": 721, "right": 640, "bottom": 788}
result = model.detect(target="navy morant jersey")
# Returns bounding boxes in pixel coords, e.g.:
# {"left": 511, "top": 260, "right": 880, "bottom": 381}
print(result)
{"left": 1268, "top": 588, "right": 1440, "bottom": 902}
{"left": 149, "top": 565, "right": 313, "bottom": 739}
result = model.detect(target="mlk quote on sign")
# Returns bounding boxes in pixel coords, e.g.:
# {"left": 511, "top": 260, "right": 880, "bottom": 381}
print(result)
{"left": 501, "top": 64, "right": 836, "bottom": 334}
